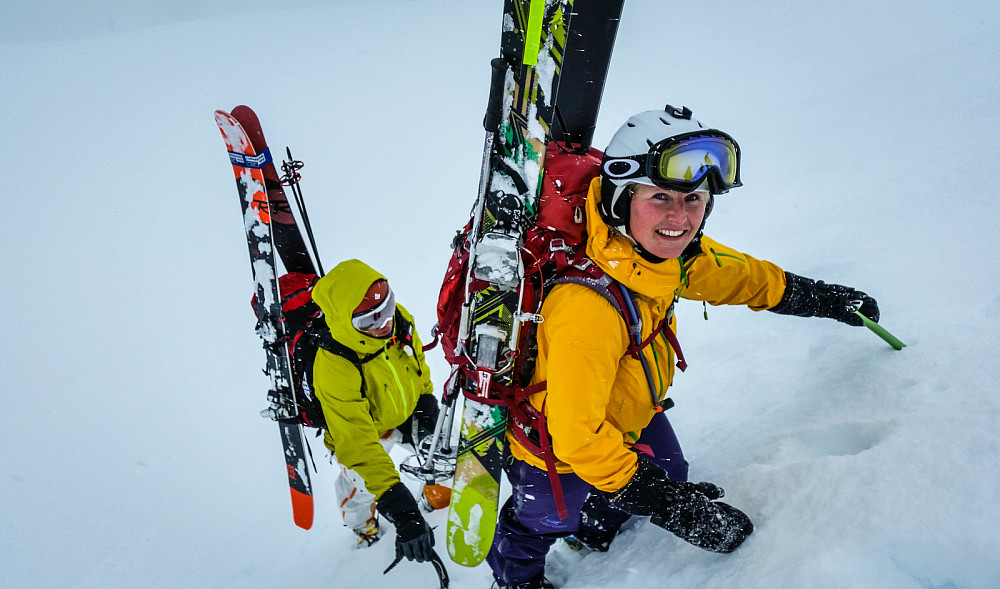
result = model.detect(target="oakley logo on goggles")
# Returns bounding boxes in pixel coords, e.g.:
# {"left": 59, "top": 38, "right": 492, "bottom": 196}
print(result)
{"left": 351, "top": 288, "right": 396, "bottom": 334}
{"left": 603, "top": 132, "right": 741, "bottom": 193}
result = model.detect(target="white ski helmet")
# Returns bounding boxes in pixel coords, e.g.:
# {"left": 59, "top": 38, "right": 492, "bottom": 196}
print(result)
{"left": 599, "top": 105, "right": 742, "bottom": 236}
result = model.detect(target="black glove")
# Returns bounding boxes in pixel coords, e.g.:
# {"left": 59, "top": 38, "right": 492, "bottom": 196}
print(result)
{"left": 377, "top": 482, "right": 435, "bottom": 562}
{"left": 400, "top": 394, "right": 440, "bottom": 447}
{"left": 690, "top": 481, "right": 725, "bottom": 500}
{"left": 649, "top": 482, "right": 754, "bottom": 554}
{"left": 607, "top": 457, "right": 753, "bottom": 553}
{"left": 413, "top": 394, "right": 440, "bottom": 442}
{"left": 606, "top": 458, "right": 724, "bottom": 514}
{"left": 605, "top": 456, "right": 678, "bottom": 516}
{"left": 769, "top": 271, "right": 880, "bottom": 326}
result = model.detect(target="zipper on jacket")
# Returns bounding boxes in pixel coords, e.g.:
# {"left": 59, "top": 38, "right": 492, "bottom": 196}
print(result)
{"left": 708, "top": 247, "right": 745, "bottom": 267}
{"left": 405, "top": 364, "right": 418, "bottom": 404}
{"left": 381, "top": 352, "right": 410, "bottom": 416}
{"left": 677, "top": 257, "right": 690, "bottom": 288}
{"left": 674, "top": 258, "right": 692, "bottom": 303}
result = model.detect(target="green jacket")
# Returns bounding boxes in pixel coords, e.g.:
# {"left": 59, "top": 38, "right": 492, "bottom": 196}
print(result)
{"left": 311, "top": 259, "right": 434, "bottom": 499}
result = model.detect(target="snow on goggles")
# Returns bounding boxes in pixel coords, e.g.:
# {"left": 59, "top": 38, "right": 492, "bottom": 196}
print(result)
{"left": 351, "top": 287, "right": 396, "bottom": 333}
{"left": 603, "top": 132, "right": 742, "bottom": 193}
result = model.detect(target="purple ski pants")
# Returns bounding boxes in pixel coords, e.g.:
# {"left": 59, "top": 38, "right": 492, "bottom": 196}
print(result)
{"left": 486, "top": 412, "right": 688, "bottom": 585}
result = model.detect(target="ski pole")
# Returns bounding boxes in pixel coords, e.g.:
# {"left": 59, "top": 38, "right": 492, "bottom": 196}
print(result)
{"left": 456, "top": 57, "right": 509, "bottom": 355}
{"left": 849, "top": 301, "right": 906, "bottom": 350}
{"left": 280, "top": 148, "right": 325, "bottom": 276}
{"left": 417, "top": 396, "right": 456, "bottom": 482}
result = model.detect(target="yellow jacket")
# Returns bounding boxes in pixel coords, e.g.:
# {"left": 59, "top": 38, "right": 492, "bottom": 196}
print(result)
{"left": 507, "top": 178, "right": 786, "bottom": 492}
{"left": 311, "top": 259, "right": 434, "bottom": 499}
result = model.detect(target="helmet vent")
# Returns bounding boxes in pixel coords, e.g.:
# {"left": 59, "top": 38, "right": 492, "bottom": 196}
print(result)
{"left": 626, "top": 122, "right": 636, "bottom": 128}
{"left": 659, "top": 116, "right": 671, "bottom": 125}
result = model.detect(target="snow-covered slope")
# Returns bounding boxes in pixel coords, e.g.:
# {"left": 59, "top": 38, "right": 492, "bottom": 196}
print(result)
{"left": 2, "top": 1, "right": 999, "bottom": 587}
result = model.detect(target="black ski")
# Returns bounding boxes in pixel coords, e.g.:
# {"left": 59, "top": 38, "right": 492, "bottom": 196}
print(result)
{"left": 550, "top": 0, "right": 624, "bottom": 150}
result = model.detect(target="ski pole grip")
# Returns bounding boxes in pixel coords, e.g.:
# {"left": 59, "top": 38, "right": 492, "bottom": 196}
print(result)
{"left": 483, "top": 58, "right": 507, "bottom": 133}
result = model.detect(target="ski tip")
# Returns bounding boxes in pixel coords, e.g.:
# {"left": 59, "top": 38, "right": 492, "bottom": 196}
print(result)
{"left": 213, "top": 109, "right": 232, "bottom": 127}
{"left": 229, "top": 105, "right": 267, "bottom": 150}
{"left": 230, "top": 105, "right": 259, "bottom": 126}
{"left": 290, "top": 488, "right": 314, "bottom": 530}
{"left": 214, "top": 110, "right": 253, "bottom": 153}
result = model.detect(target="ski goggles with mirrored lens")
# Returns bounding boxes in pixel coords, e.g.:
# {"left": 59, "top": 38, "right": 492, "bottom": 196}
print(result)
{"left": 351, "top": 288, "right": 396, "bottom": 334}
{"left": 602, "top": 132, "right": 742, "bottom": 194}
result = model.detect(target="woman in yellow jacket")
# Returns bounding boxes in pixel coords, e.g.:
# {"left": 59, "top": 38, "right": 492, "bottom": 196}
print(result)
{"left": 486, "top": 106, "right": 880, "bottom": 589}
{"left": 311, "top": 259, "right": 439, "bottom": 562}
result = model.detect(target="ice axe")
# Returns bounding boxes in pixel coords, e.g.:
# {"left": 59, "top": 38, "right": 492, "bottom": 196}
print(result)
{"left": 849, "top": 300, "right": 906, "bottom": 350}
{"left": 383, "top": 546, "right": 449, "bottom": 588}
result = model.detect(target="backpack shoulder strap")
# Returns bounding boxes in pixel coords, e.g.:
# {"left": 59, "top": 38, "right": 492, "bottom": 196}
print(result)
{"left": 307, "top": 322, "right": 382, "bottom": 399}
{"left": 553, "top": 258, "right": 684, "bottom": 411}
{"left": 390, "top": 309, "right": 420, "bottom": 360}
{"left": 553, "top": 261, "right": 681, "bottom": 362}
{"left": 553, "top": 261, "right": 632, "bottom": 330}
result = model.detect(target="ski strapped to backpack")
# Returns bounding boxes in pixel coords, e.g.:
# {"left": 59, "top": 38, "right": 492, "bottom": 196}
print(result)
{"left": 218, "top": 106, "right": 317, "bottom": 530}
{"left": 437, "top": 144, "right": 689, "bottom": 519}
{"left": 437, "top": 1, "right": 629, "bottom": 565}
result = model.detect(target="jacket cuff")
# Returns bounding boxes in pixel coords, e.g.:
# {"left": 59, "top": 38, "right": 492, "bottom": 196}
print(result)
{"left": 376, "top": 481, "right": 420, "bottom": 524}
{"left": 767, "top": 272, "right": 820, "bottom": 317}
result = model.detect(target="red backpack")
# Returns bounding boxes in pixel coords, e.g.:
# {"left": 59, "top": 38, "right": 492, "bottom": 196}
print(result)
{"left": 434, "top": 143, "right": 687, "bottom": 518}
{"left": 435, "top": 144, "right": 603, "bottom": 365}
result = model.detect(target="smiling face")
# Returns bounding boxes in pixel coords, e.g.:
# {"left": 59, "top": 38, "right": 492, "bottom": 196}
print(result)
{"left": 628, "top": 183, "right": 709, "bottom": 259}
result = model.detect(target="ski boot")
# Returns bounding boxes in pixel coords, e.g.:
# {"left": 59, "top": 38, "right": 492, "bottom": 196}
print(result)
{"left": 353, "top": 516, "right": 381, "bottom": 548}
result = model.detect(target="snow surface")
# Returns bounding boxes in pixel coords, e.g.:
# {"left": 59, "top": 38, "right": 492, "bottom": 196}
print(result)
{"left": 3, "top": 1, "right": 1000, "bottom": 588}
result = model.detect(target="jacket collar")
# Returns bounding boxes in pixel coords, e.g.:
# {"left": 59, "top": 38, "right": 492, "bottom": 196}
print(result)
{"left": 584, "top": 177, "right": 687, "bottom": 302}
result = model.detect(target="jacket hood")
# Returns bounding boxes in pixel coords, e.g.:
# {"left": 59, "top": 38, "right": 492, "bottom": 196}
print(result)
{"left": 312, "top": 259, "right": 390, "bottom": 355}
{"left": 584, "top": 177, "right": 686, "bottom": 302}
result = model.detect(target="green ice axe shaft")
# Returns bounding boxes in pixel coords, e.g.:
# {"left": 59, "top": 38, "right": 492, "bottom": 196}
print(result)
{"left": 849, "top": 301, "right": 906, "bottom": 350}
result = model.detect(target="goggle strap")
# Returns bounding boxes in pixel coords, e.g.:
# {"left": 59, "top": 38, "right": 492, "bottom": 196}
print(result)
{"left": 352, "top": 288, "right": 396, "bottom": 332}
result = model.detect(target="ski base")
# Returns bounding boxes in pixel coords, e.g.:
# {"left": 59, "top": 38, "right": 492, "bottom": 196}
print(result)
{"left": 447, "top": 401, "right": 506, "bottom": 566}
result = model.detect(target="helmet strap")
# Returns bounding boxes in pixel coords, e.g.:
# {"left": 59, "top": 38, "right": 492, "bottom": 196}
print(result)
{"left": 603, "top": 182, "right": 634, "bottom": 235}
{"left": 680, "top": 233, "right": 704, "bottom": 262}
{"left": 635, "top": 242, "right": 668, "bottom": 264}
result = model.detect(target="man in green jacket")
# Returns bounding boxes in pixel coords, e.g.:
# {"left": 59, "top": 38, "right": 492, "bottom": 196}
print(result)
{"left": 311, "top": 259, "right": 440, "bottom": 562}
